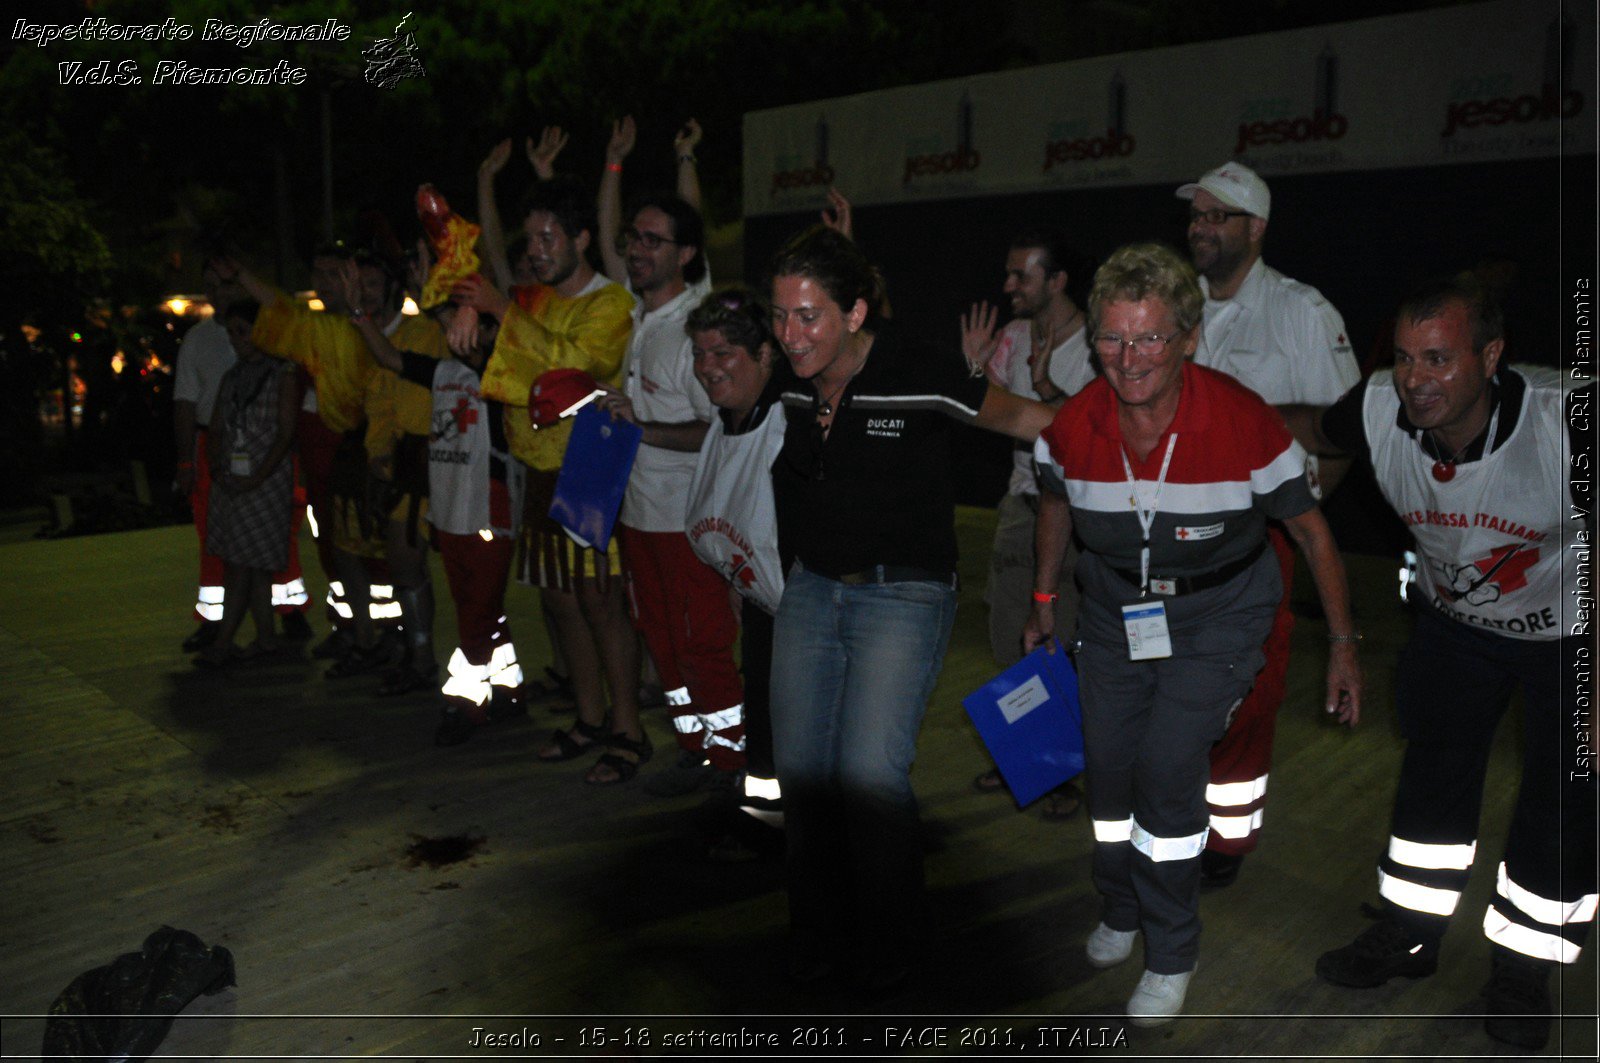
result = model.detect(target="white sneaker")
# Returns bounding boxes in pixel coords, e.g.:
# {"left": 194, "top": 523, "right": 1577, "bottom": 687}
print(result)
{"left": 1127, "top": 968, "right": 1193, "bottom": 1027}
{"left": 1085, "top": 922, "right": 1137, "bottom": 968}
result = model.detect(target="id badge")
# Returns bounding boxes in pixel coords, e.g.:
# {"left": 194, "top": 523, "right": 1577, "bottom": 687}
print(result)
{"left": 1121, "top": 600, "right": 1173, "bottom": 660}
{"left": 229, "top": 453, "right": 253, "bottom": 477}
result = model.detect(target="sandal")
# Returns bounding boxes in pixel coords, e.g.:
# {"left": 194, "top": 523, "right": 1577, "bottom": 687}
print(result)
{"left": 537, "top": 719, "right": 609, "bottom": 762}
{"left": 1041, "top": 782, "right": 1083, "bottom": 821}
{"left": 973, "top": 767, "right": 1010, "bottom": 794}
{"left": 585, "top": 731, "right": 654, "bottom": 786}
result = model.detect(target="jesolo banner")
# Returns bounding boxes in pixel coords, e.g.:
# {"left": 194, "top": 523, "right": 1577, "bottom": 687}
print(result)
{"left": 744, "top": 0, "right": 1595, "bottom": 217}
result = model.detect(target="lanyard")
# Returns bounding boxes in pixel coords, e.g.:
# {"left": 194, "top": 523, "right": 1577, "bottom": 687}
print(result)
{"left": 1119, "top": 434, "right": 1178, "bottom": 596}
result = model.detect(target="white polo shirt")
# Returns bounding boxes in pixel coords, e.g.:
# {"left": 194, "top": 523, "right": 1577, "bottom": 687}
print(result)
{"left": 620, "top": 285, "right": 714, "bottom": 532}
{"left": 1196, "top": 257, "right": 1357, "bottom": 406}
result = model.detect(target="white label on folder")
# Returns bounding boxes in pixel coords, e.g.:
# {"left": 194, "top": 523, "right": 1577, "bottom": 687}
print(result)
{"left": 997, "top": 674, "right": 1051, "bottom": 724}
{"left": 1122, "top": 600, "right": 1173, "bottom": 660}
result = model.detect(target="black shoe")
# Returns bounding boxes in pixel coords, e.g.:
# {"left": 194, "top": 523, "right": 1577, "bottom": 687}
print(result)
{"left": 1483, "top": 947, "right": 1553, "bottom": 1050}
{"left": 486, "top": 686, "right": 527, "bottom": 722}
{"left": 311, "top": 629, "right": 352, "bottom": 660}
{"left": 642, "top": 749, "right": 715, "bottom": 796}
{"left": 280, "top": 612, "right": 314, "bottom": 641}
{"left": 182, "top": 622, "right": 220, "bottom": 653}
{"left": 1200, "top": 850, "right": 1245, "bottom": 891}
{"left": 1316, "top": 917, "right": 1439, "bottom": 988}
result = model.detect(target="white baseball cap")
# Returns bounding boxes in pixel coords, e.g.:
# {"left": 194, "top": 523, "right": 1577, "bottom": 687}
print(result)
{"left": 1176, "top": 162, "right": 1270, "bottom": 220}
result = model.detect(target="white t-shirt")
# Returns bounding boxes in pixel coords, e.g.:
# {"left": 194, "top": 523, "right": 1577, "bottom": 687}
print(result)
{"left": 172, "top": 317, "right": 236, "bottom": 426}
{"left": 990, "top": 319, "right": 1095, "bottom": 496}
{"left": 619, "top": 285, "right": 714, "bottom": 532}
{"left": 1197, "top": 258, "right": 1357, "bottom": 406}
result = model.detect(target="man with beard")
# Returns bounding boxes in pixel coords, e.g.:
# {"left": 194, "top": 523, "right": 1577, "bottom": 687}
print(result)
{"left": 457, "top": 177, "right": 643, "bottom": 772}
{"left": 597, "top": 191, "right": 746, "bottom": 795}
{"left": 959, "top": 231, "right": 1097, "bottom": 817}
{"left": 1175, "top": 163, "right": 1358, "bottom": 888}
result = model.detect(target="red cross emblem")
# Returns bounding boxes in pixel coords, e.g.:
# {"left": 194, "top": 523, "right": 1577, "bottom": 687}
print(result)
{"left": 452, "top": 397, "right": 479, "bottom": 430}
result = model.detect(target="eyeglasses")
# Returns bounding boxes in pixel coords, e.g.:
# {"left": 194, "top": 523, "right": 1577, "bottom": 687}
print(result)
{"left": 618, "top": 227, "right": 681, "bottom": 252}
{"left": 1188, "top": 208, "right": 1251, "bottom": 226}
{"left": 1093, "top": 332, "right": 1182, "bottom": 357}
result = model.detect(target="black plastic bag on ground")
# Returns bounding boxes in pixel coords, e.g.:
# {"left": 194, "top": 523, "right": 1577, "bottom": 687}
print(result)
{"left": 42, "top": 926, "right": 236, "bottom": 1062}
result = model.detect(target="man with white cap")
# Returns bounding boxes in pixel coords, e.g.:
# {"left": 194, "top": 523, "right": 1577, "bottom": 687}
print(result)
{"left": 1175, "top": 162, "right": 1359, "bottom": 888}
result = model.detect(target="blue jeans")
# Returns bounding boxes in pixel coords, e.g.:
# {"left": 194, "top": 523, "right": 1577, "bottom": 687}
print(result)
{"left": 770, "top": 564, "right": 958, "bottom": 971}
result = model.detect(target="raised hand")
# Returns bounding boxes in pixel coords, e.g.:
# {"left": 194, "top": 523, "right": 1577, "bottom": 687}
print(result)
{"left": 479, "top": 138, "right": 512, "bottom": 180}
{"left": 336, "top": 259, "right": 363, "bottom": 313}
{"left": 821, "top": 186, "right": 853, "bottom": 239}
{"left": 526, "top": 126, "right": 569, "bottom": 180}
{"left": 406, "top": 237, "right": 432, "bottom": 299}
{"left": 606, "top": 115, "right": 637, "bottom": 165}
{"left": 674, "top": 117, "right": 703, "bottom": 157}
{"left": 960, "top": 301, "right": 1001, "bottom": 376}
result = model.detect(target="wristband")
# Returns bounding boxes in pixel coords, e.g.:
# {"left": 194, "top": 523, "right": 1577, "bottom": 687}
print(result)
{"left": 177, "top": 461, "right": 195, "bottom": 470}
{"left": 678, "top": 153, "right": 697, "bottom": 165}
{"left": 349, "top": 308, "right": 368, "bottom": 324}
{"left": 1032, "top": 590, "right": 1058, "bottom": 604}
{"left": 1326, "top": 633, "right": 1363, "bottom": 643}
{"left": 605, "top": 161, "right": 623, "bottom": 173}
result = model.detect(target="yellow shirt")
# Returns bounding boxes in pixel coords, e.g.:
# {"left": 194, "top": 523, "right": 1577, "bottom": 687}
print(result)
{"left": 363, "top": 313, "right": 448, "bottom": 461}
{"left": 251, "top": 293, "right": 377, "bottom": 435}
{"left": 481, "top": 277, "right": 635, "bottom": 471}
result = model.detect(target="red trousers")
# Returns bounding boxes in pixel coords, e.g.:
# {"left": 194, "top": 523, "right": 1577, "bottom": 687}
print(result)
{"left": 190, "top": 428, "right": 307, "bottom": 621}
{"left": 619, "top": 524, "right": 744, "bottom": 771}
{"left": 1205, "top": 525, "right": 1294, "bottom": 855}
{"left": 436, "top": 529, "right": 521, "bottom": 718}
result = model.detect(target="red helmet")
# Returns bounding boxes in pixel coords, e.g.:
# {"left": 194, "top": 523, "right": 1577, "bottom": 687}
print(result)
{"left": 528, "top": 368, "right": 602, "bottom": 428}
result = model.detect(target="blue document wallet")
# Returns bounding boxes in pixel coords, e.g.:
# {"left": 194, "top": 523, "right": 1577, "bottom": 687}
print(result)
{"left": 962, "top": 640, "right": 1085, "bottom": 808}
{"left": 548, "top": 405, "right": 643, "bottom": 552}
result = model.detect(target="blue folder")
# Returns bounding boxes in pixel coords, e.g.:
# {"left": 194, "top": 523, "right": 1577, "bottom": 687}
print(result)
{"left": 962, "top": 640, "right": 1085, "bottom": 808}
{"left": 548, "top": 404, "right": 642, "bottom": 552}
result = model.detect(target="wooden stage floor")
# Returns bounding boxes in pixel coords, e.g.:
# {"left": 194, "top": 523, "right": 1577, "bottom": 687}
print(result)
{"left": 0, "top": 511, "right": 1593, "bottom": 1059}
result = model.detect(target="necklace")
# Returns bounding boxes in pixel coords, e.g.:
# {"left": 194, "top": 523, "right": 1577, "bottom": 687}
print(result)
{"left": 817, "top": 377, "right": 849, "bottom": 418}
{"left": 1429, "top": 399, "right": 1500, "bottom": 483}
{"left": 814, "top": 339, "right": 871, "bottom": 418}
{"left": 1036, "top": 308, "right": 1082, "bottom": 350}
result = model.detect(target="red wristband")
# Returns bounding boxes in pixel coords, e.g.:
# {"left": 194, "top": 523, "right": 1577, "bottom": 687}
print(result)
{"left": 1032, "top": 590, "right": 1058, "bottom": 604}
{"left": 605, "top": 161, "right": 623, "bottom": 173}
